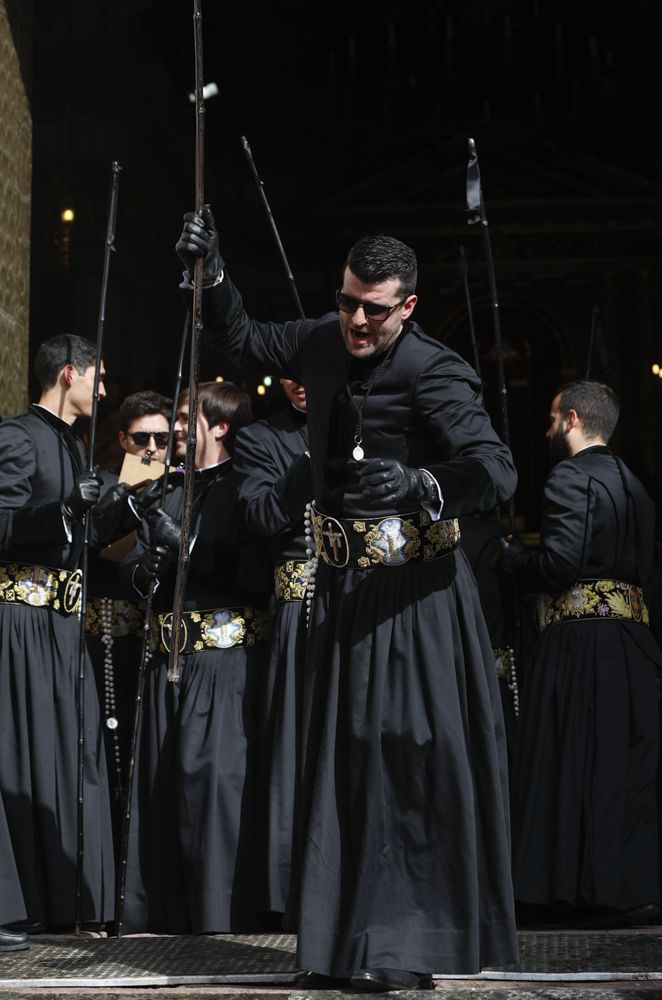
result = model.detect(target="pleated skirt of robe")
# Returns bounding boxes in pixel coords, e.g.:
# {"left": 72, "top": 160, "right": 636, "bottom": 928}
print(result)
{"left": 511, "top": 619, "right": 661, "bottom": 911}
{"left": 123, "top": 644, "right": 264, "bottom": 933}
{"left": 0, "top": 792, "right": 25, "bottom": 925}
{"left": 0, "top": 603, "right": 115, "bottom": 925}
{"left": 294, "top": 547, "right": 518, "bottom": 977}
{"left": 255, "top": 598, "right": 306, "bottom": 916}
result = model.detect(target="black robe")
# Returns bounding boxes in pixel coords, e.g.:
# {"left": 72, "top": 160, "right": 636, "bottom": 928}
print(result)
{"left": 232, "top": 404, "right": 310, "bottom": 916}
{"left": 510, "top": 445, "right": 662, "bottom": 911}
{"left": 198, "top": 275, "right": 519, "bottom": 975}
{"left": 119, "top": 461, "right": 272, "bottom": 933}
{"left": 0, "top": 405, "right": 115, "bottom": 925}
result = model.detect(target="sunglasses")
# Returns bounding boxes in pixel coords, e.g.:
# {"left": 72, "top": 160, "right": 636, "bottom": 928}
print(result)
{"left": 126, "top": 431, "right": 170, "bottom": 448}
{"left": 335, "top": 289, "right": 406, "bottom": 321}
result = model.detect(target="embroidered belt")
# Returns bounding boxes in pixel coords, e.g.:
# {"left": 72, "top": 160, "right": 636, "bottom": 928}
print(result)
{"left": 536, "top": 579, "right": 649, "bottom": 631}
{"left": 493, "top": 645, "right": 516, "bottom": 680}
{"left": 0, "top": 561, "right": 83, "bottom": 616}
{"left": 155, "top": 606, "right": 269, "bottom": 655}
{"left": 311, "top": 506, "right": 460, "bottom": 569}
{"left": 85, "top": 597, "right": 146, "bottom": 637}
{"left": 274, "top": 560, "right": 308, "bottom": 602}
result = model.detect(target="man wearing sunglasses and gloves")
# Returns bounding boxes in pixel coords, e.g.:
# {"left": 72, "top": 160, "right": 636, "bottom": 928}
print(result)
{"left": 176, "top": 209, "right": 519, "bottom": 990}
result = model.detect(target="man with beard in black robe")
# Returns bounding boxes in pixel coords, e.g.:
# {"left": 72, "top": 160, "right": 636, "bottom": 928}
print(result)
{"left": 503, "top": 380, "right": 662, "bottom": 928}
{"left": 175, "top": 210, "right": 519, "bottom": 989}
{"left": 119, "top": 380, "right": 272, "bottom": 933}
{"left": 0, "top": 334, "right": 116, "bottom": 931}
{"left": 232, "top": 377, "right": 312, "bottom": 923}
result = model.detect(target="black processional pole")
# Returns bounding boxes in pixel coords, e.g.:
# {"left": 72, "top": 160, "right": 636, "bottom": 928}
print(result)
{"left": 75, "top": 160, "right": 122, "bottom": 934}
{"left": 114, "top": 311, "right": 190, "bottom": 937}
{"left": 240, "top": 135, "right": 306, "bottom": 319}
{"left": 458, "top": 245, "right": 482, "bottom": 383}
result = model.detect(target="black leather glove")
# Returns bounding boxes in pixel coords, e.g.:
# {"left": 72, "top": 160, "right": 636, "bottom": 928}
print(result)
{"left": 498, "top": 533, "right": 527, "bottom": 573}
{"left": 133, "top": 544, "right": 172, "bottom": 594}
{"left": 133, "top": 476, "right": 176, "bottom": 520}
{"left": 62, "top": 469, "right": 103, "bottom": 521}
{"left": 355, "top": 459, "right": 440, "bottom": 510}
{"left": 274, "top": 452, "right": 313, "bottom": 522}
{"left": 146, "top": 507, "right": 181, "bottom": 555}
{"left": 175, "top": 205, "right": 224, "bottom": 283}
{"left": 91, "top": 482, "right": 135, "bottom": 544}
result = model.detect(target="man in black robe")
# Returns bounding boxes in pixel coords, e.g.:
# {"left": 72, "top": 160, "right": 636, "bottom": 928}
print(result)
{"left": 0, "top": 334, "right": 115, "bottom": 929}
{"left": 503, "top": 380, "right": 662, "bottom": 927}
{"left": 119, "top": 381, "right": 271, "bottom": 933}
{"left": 232, "top": 377, "right": 312, "bottom": 922}
{"left": 175, "top": 212, "right": 519, "bottom": 989}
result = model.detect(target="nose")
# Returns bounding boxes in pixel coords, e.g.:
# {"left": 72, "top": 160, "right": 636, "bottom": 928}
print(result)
{"left": 350, "top": 302, "right": 367, "bottom": 323}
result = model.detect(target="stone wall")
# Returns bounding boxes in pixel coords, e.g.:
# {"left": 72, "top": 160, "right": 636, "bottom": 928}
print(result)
{"left": 0, "top": 0, "right": 31, "bottom": 416}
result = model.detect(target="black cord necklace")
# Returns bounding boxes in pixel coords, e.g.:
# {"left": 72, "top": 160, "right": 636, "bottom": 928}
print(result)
{"left": 346, "top": 338, "right": 398, "bottom": 461}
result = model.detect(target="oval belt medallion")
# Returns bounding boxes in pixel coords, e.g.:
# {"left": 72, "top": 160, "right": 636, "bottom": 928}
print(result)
{"left": 160, "top": 612, "right": 188, "bottom": 654}
{"left": 63, "top": 569, "right": 83, "bottom": 614}
{"left": 320, "top": 516, "right": 349, "bottom": 567}
{"left": 369, "top": 517, "right": 412, "bottom": 566}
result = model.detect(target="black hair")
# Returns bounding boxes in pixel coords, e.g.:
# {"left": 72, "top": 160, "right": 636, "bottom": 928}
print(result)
{"left": 344, "top": 235, "right": 418, "bottom": 298}
{"left": 556, "top": 380, "right": 620, "bottom": 443}
{"left": 179, "top": 381, "right": 252, "bottom": 455}
{"left": 119, "top": 390, "right": 173, "bottom": 432}
{"left": 34, "top": 334, "right": 97, "bottom": 390}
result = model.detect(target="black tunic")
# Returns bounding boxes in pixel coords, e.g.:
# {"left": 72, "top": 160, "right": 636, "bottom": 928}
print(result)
{"left": 510, "top": 445, "right": 662, "bottom": 911}
{"left": 119, "top": 461, "right": 272, "bottom": 933}
{"left": 198, "top": 276, "right": 519, "bottom": 975}
{"left": 232, "top": 405, "right": 310, "bottom": 915}
{"left": 0, "top": 405, "right": 115, "bottom": 925}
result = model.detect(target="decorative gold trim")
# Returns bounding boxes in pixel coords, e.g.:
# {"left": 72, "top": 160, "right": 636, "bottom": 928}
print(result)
{"left": 274, "top": 560, "right": 308, "bottom": 602}
{"left": 0, "top": 561, "right": 83, "bottom": 616}
{"left": 536, "top": 579, "right": 650, "bottom": 631}
{"left": 155, "top": 606, "right": 269, "bottom": 655}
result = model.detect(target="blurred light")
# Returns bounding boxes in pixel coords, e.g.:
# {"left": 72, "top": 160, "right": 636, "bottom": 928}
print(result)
{"left": 188, "top": 82, "right": 219, "bottom": 102}
{"left": 262, "top": 375, "right": 273, "bottom": 387}
{"left": 652, "top": 364, "right": 660, "bottom": 375}
{"left": 215, "top": 375, "right": 224, "bottom": 382}
{"left": 257, "top": 385, "right": 266, "bottom": 396}
{"left": 61, "top": 208, "right": 75, "bottom": 223}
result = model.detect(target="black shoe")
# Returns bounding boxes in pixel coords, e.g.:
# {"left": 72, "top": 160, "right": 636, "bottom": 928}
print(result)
{"left": 293, "top": 970, "right": 350, "bottom": 988}
{"left": 627, "top": 903, "right": 661, "bottom": 926}
{"left": 0, "top": 926, "right": 30, "bottom": 952}
{"left": 350, "top": 968, "right": 426, "bottom": 991}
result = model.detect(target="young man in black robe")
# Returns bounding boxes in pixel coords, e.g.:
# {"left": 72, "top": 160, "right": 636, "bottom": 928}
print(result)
{"left": 119, "top": 381, "right": 272, "bottom": 933}
{"left": 175, "top": 212, "right": 519, "bottom": 989}
{"left": 0, "top": 334, "right": 116, "bottom": 929}
{"left": 503, "top": 380, "right": 662, "bottom": 928}
{"left": 232, "top": 377, "right": 312, "bottom": 922}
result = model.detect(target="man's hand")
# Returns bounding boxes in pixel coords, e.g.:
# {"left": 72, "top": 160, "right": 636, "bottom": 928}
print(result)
{"left": 352, "top": 459, "right": 439, "bottom": 509}
{"left": 275, "top": 452, "right": 313, "bottom": 521}
{"left": 498, "top": 533, "right": 527, "bottom": 573}
{"left": 146, "top": 507, "right": 181, "bottom": 555}
{"left": 133, "top": 476, "right": 176, "bottom": 519}
{"left": 175, "top": 205, "right": 224, "bottom": 283}
{"left": 133, "top": 544, "right": 172, "bottom": 594}
{"left": 62, "top": 469, "right": 103, "bottom": 521}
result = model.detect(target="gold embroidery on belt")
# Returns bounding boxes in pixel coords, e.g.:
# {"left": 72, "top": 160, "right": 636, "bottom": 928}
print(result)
{"left": 155, "top": 606, "right": 269, "bottom": 654}
{"left": 86, "top": 597, "right": 145, "bottom": 637}
{"left": 0, "top": 562, "right": 83, "bottom": 616}
{"left": 311, "top": 507, "right": 460, "bottom": 568}
{"left": 274, "top": 560, "right": 308, "bottom": 601}
{"left": 536, "top": 579, "right": 649, "bottom": 631}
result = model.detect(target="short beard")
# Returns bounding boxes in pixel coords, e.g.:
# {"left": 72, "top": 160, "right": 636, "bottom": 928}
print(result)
{"left": 549, "top": 426, "right": 571, "bottom": 466}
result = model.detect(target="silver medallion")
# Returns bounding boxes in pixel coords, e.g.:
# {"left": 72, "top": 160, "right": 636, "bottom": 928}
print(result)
{"left": 352, "top": 444, "right": 365, "bottom": 461}
{"left": 106, "top": 717, "right": 119, "bottom": 730}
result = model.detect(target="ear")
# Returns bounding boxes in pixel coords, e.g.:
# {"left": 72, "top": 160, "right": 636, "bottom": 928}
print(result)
{"left": 61, "top": 363, "right": 77, "bottom": 386}
{"left": 401, "top": 294, "right": 417, "bottom": 321}
{"left": 565, "top": 408, "right": 580, "bottom": 430}
{"left": 213, "top": 421, "right": 231, "bottom": 441}
{"left": 118, "top": 430, "right": 128, "bottom": 449}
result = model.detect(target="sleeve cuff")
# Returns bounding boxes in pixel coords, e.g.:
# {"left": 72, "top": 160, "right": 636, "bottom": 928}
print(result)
{"left": 179, "top": 269, "right": 224, "bottom": 290}
{"left": 420, "top": 468, "right": 444, "bottom": 521}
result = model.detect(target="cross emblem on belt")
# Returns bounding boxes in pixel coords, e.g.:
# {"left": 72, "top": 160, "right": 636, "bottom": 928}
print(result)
{"left": 323, "top": 522, "right": 343, "bottom": 562}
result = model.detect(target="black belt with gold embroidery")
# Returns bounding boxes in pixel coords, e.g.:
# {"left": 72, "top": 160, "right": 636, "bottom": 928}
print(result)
{"left": 0, "top": 561, "right": 83, "bottom": 616}
{"left": 311, "top": 506, "right": 460, "bottom": 569}
{"left": 155, "top": 606, "right": 270, "bottom": 655}
{"left": 536, "top": 579, "right": 649, "bottom": 631}
{"left": 274, "top": 560, "right": 308, "bottom": 601}
{"left": 86, "top": 597, "right": 146, "bottom": 637}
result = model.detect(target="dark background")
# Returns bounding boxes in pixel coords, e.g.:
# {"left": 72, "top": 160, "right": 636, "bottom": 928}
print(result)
{"left": 23, "top": 0, "right": 662, "bottom": 527}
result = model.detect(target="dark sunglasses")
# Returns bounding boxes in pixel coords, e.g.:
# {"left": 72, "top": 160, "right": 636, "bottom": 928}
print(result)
{"left": 127, "top": 431, "right": 170, "bottom": 448}
{"left": 335, "top": 289, "right": 406, "bottom": 321}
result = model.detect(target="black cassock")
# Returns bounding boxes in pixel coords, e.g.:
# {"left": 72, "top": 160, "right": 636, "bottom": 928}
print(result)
{"left": 510, "top": 445, "right": 662, "bottom": 911}
{"left": 233, "top": 404, "right": 310, "bottom": 916}
{"left": 120, "top": 462, "right": 271, "bottom": 933}
{"left": 199, "top": 276, "right": 519, "bottom": 976}
{"left": 0, "top": 405, "right": 114, "bottom": 925}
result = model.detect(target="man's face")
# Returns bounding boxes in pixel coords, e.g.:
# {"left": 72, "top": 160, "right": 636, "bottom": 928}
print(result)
{"left": 173, "top": 398, "right": 189, "bottom": 460}
{"left": 546, "top": 393, "right": 571, "bottom": 465}
{"left": 337, "top": 267, "right": 417, "bottom": 360}
{"left": 119, "top": 413, "right": 170, "bottom": 463}
{"left": 69, "top": 363, "right": 106, "bottom": 418}
{"left": 281, "top": 378, "right": 306, "bottom": 411}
